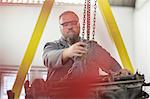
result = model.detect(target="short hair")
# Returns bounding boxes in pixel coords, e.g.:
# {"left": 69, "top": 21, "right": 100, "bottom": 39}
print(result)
{"left": 59, "top": 11, "right": 79, "bottom": 21}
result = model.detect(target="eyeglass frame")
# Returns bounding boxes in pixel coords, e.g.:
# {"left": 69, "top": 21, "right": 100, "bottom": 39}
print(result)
{"left": 60, "top": 21, "right": 79, "bottom": 27}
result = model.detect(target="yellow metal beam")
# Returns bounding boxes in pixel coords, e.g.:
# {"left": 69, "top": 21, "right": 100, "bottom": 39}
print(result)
{"left": 12, "top": 0, "right": 54, "bottom": 98}
{"left": 97, "top": 0, "right": 134, "bottom": 73}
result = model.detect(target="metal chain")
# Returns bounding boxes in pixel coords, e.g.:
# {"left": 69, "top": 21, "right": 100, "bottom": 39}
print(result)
{"left": 62, "top": 0, "right": 88, "bottom": 81}
{"left": 81, "top": 0, "right": 87, "bottom": 41}
{"left": 62, "top": 0, "right": 97, "bottom": 81}
{"left": 92, "top": 0, "right": 97, "bottom": 40}
{"left": 87, "top": 0, "right": 91, "bottom": 41}
{"left": 61, "top": 65, "right": 75, "bottom": 80}
{"left": 61, "top": 57, "right": 79, "bottom": 81}
{"left": 82, "top": 0, "right": 97, "bottom": 41}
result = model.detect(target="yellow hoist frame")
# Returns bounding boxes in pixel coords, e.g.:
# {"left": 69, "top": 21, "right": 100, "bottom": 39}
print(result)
{"left": 11, "top": 0, "right": 134, "bottom": 98}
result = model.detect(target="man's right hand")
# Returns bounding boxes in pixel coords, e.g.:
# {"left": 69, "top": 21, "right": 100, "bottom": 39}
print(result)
{"left": 62, "top": 42, "right": 87, "bottom": 63}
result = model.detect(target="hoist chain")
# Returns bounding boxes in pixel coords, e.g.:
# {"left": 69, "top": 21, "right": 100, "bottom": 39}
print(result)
{"left": 61, "top": 65, "right": 75, "bottom": 81}
{"left": 87, "top": 0, "right": 91, "bottom": 41}
{"left": 82, "top": 0, "right": 97, "bottom": 41}
{"left": 62, "top": 0, "right": 97, "bottom": 81}
{"left": 81, "top": 0, "right": 87, "bottom": 41}
{"left": 92, "top": 0, "right": 97, "bottom": 40}
{"left": 61, "top": 57, "right": 81, "bottom": 81}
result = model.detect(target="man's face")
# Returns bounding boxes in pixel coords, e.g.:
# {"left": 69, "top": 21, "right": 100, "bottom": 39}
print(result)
{"left": 59, "top": 12, "right": 80, "bottom": 44}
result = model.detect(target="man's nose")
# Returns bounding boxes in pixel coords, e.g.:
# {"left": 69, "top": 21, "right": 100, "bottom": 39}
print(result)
{"left": 67, "top": 23, "right": 73, "bottom": 29}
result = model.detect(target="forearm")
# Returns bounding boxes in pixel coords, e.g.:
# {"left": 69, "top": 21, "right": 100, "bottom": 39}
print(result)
{"left": 62, "top": 48, "right": 70, "bottom": 65}
{"left": 43, "top": 49, "right": 64, "bottom": 69}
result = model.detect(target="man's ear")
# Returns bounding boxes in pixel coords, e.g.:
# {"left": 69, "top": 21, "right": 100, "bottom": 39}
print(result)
{"left": 77, "top": 22, "right": 80, "bottom": 28}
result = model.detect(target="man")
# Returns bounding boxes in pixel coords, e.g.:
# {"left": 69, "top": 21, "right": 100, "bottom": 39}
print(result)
{"left": 43, "top": 11, "right": 134, "bottom": 98}
{"left": 43, "top": 11, "right": 124, "bottom": 82}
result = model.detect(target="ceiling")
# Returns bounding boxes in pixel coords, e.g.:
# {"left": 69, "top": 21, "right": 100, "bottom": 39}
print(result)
{"left": 109, "top": 0, "right": 136, "bottom": 7}
{"left": 0, "top": 0, "right": 137, "bottom": 7}
{"left": 55, "top": 0, "right": 136, "bottom": 7}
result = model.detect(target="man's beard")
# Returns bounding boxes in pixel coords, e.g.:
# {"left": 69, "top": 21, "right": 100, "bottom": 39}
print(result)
{"left": 66, "top": 33, "right": 79, "bottom": 45}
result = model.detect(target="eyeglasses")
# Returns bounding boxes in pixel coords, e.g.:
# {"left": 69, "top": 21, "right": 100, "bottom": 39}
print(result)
{"left": 61, "top": 21, "right": 78, "bottom": 27}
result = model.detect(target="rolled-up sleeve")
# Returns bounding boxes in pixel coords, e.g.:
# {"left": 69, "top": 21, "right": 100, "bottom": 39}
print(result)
{"left": 43, "top": 42, "right": 65, "bottom": 69}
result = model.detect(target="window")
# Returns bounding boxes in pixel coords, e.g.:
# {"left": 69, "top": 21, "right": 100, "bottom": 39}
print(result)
{"left": 0, "top": 66, "right": 47, "bottom": 99}
{"left": 1, "top": 74, "right": 25, "bottom": 99}
{"left": 1, "top": 71, "right": 47, "bottom": 99}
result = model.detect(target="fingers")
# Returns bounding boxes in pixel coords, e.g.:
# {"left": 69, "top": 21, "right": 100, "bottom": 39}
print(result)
{"left": 73, "top": 53, "right": 84, "bottom": 57}
{"left": 67, "top": 41, "right": 88, "bottom": 58}
{"left": 76, "top": 42, "right": 87, "bottom": 47}
{"left": 112, "top": 69, "right": 132, "bottom": 76}
{"left": 74, "top": 42, "right": 87, "bottom": 50}
{"left": 75, "top": 49, "right": 87, "bottom": 54}
{"left": 71, "top": 49, "right": 86, "bottom": 57}
{"left": 74, "top": 42, "right": 87, "bottom": 56}
{"left": 77, "top": 46, "right": 87, "bottom": 52}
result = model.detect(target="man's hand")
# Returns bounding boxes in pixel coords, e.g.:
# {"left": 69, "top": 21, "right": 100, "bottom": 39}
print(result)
{"left": 62, "top": 42, "right": 87, "bottom": 64}
{"left": 64, "top": 42, "right": 87, "bottom": 58}
{"left": 112, "top": 69, "right": 132, "bottom": 76}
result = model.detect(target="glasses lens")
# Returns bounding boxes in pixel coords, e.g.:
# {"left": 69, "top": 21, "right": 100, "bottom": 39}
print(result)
{"left": 61, "top": 21, "right": 78, "bottom": 27}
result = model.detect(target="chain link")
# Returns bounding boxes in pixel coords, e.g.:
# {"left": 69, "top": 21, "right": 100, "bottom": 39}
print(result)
{"left": 61, "top": 65, "right": 75, "bottom": 80}
{"left": 61, "top": 57, "right": 79, "bottom": 81}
